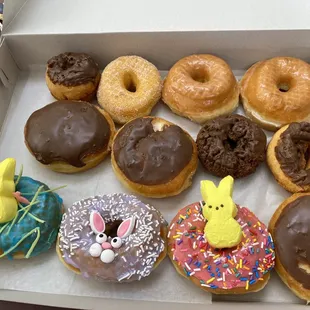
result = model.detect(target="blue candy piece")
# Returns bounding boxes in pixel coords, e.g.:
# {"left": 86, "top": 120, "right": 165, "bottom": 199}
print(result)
{"left": 0, "top": 176, "right": 63, "bottom": 259}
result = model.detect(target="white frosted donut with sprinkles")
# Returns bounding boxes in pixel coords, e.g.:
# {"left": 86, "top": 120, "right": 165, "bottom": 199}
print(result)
{"left": 168, "top": 177, "right": 275, "bottom": 294}
{"left": 57, "top": 194, "right": 167, "bottom": 282}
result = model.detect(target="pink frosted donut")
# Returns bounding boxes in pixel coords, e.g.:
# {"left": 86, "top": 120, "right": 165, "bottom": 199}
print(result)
{"left": 168, "top": 202, "right": 275, "bottom": 294}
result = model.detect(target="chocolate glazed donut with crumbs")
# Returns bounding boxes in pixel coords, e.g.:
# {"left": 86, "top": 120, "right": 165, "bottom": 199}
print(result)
{"left": 196, "top": 114, "right": 267, "bottom": 178}
{"left": 111, "top": 116, "right": 198, "bottom": 198}
{"left": 267, "top": 122, "right": 310, "bottom": 192}
{"left": 46, "top": 52, "right": 100, "bottom": 101}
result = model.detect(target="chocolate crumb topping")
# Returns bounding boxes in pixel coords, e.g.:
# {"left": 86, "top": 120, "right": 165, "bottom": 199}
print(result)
{"left": 274, "top": 195, "right": 310, "bottom": 289}
{"left": 275, "top": 122, "right": 310, "bottom": 186}
{"left": 196, "top": 114, "right": 266, "bottom": 178}
{"left": 47, "top": 52, "right": 99, "bottom": 86}
{"left": 113, "top": 118, "right": 193, "bottom": 185}
{"left": 25, "top": 101, "right": 111, "bottom": 167}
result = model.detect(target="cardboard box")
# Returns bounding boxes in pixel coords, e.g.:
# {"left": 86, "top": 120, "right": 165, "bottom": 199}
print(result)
{"left": 0, "top": 0, "right": 309, "bottom": 309}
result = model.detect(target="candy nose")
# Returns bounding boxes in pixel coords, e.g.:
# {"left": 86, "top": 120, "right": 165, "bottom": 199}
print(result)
{"left": 101, "top": 242, "right": 112, "bottom": 250}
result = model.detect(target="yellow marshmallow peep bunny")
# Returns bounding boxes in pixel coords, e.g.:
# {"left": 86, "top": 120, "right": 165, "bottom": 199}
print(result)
{"left": 0, "top": 158, "right": 18, "bottom": 223}
{"left": 200, "top": 176, "right": 242, "bottom": 249}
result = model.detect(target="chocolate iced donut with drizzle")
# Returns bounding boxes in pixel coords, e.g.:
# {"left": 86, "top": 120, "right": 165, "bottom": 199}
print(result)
{"left": 57, "top": 194, "right": 167, "bottom": 282}
{"left": 267, "top": 122, "right": 310, "bottom": 192}
{"left": 269, "top": 193, "right": 310, "bottom": 301}
{"left": 46, "top": 52, "right": 100, "bottom": 101}
{"left": 196, "top": 114, "right": 266, "bottom": 178}
{"left": 111, "top": 116, "right": 198, "bottom": 198}
{"left": 24, "top": 100, "right": 115, "bottom": 173}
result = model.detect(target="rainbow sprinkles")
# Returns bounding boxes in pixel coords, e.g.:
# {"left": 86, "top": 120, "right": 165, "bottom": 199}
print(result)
{"left": 168, "top": 176, "right": 275, "bottom": 293}
{"left": 0, "top": 158, "right": 64, "bottom": 259}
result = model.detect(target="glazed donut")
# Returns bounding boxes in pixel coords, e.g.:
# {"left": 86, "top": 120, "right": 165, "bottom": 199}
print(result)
{"left": 97, "top": 56, "right": 162, "bottom": 124}
{"left": 0, "top": 158, "right": 63, "bottom": 259}
{"left": 162, "top": 54, "right": 239, "bottom": 124}
{"left": 46, "top": 52, "right": 100, "bottom": 101}
{"left": 269, "top": 193, "right": 310, "bottom": 301}
{"left": 267, "top": 122, "right": 310, "bottom": 193}
{"left": 196, "top": 114, "right": 266, "bottom": 178}
{"left": 111, "top": 116, "right": 198, "bottom": 198}
{"left": 240, "top": 57, "right": 310, "bottom": 131}
{"left": 57, "top": 193, "right": 167, "bottom": 282}
{"left": 24, "top": 100, "right": 115, "bottom": 174}
{"left": 168, "top": 176, "right": 275, "bottom": 294}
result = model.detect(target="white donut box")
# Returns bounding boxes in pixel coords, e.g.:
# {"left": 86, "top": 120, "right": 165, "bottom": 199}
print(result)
{"left": 0, "top": 0, "right": 309, "bottom": 309}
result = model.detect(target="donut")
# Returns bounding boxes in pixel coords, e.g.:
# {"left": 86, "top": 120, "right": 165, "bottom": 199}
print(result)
{"left": 24, "top": 100, "right": 115, "bottom": 174}
{"left": 57, "top": 193, "right": 167, "bottom": 282}
{"left": 46, "top": 52, "right": 100, "bottom": 101}
{"left": 97, "top": 56, "right": 162, "bottom": 124}
{"left": 269, "top": 193, "right": 310, "bottom": 301}
{"left": 196, "top": 114, "right": 266, "bottom": 178}
{"left": 0, "top": 158, "right": 63, "bottom": 259}
{"left": 168, "top": 176, "right": 275, "bottom": 294}
{"left": 267, "top": 122, "right": 310, "bottom": 193}
{"left": 240, "top": 57, "right": 310, "bottom": 131}
{"left": 111, "top": 116, "right": 198, "bottom": 198}
{"left": 162, "top": 54, "right": 239, "bottom": 124}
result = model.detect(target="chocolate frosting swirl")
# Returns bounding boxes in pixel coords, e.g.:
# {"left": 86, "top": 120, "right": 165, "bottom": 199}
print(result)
{"left": 113, "top": 118, "right": 193, "bottom": 185}
{"left": 196, "top": 114, "right": 266, "bottom": 178}
{"left": 25, "top": 101, "right": 111, "bottom": 167}
{"left": 47, "top": 52, "right": 99, "bottom": 86}
{"left": 275, "top": 122, "right": 310, "bottom": 186}
{"left": 274, "top": 195, "right": 310, "bottom": 289}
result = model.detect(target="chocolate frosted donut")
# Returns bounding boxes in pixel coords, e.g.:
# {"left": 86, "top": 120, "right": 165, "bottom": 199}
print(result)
{"left": 196, "top": 114, "right": 267, "bottom": 178}
{"left": 111, "top": 117, "right": 198, "bottom": 198}
{"left": 267, "top": 122, "right": 310, "bottom": 193}
{"left": 269, "top": 193, "right": 310, "bottom": 301}
{"left": 24, "top": 100, "right": 115, "bottom": 173}
{"left": 46, "top": 52, "right": 100, "bottom": 101}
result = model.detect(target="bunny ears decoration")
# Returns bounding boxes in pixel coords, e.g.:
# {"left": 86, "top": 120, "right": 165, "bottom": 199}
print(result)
{"left": 0, "top": 158, "right": 18, "bottom": 224}
{"left": 200, "top": 176, "right": 242, "bottom": 249}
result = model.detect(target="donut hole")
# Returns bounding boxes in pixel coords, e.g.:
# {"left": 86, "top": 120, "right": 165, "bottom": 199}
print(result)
{"left": 104, "top": 220, "right": 123, "bottom": 238}
{"left": 123, "top": 72, "right": 138, "bottom": 93}
{"left": 190, "top": 69, "right": 209, "bottom": 83}
{"left": 224, "top": 137, "right": 238, "bottom": 150}
{"left": 277, "top": 82, "right": 290, "bottom": 93}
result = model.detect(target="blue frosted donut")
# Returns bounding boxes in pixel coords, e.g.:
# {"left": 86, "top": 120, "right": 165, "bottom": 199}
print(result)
{"left": 0, "top": 176, "right": 63, "bottom": 259}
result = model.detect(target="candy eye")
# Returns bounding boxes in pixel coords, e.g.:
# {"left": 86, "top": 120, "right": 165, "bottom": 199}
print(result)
{"left": 111, "top": 237, "right": 122, "bottom": 248}
{"left": 96, "top": 233, "right": 107, "bottom": 243}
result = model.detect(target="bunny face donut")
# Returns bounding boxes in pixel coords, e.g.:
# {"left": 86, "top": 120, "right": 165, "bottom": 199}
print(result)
{"left": 168, "top": 176, "right": 275, "bottom": 294}
{"left": 0, "top": 158, "right": 63, "bottom": 259}
{"left": 57, "top": 194, "right": 168, "bottom": 282}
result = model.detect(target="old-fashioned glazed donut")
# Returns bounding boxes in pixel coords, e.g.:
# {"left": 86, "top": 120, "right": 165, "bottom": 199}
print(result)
{"left": 168, "top": 176, "right": 275, "bottom": 294}
{"left": 269, "top": 193, "right": 310, "bottom": 301}
{"left": 111, "top": 116, "right": 198, "bottom": 198}
{"left": 24, "top": 100, "right": 115, "bottom": 174}
{"left": 97, "top": 56, "right": 162, "bottom": 124}
{"left": 57, "top": 193, "right": 167, "bottom": 282}
{"left": 0, "top": 158, "right": 63, "bottom": 259}
{"left": 240, "top": 57, "right": 310, "bottom": 131}
{"left": 196, "top": 114, "right": 266, "bottom": 178}
{"left": 46, "top": 52, "right": 100, "bottom": 101}
{"left": 267, "top": 122, "right": 310, "bottom": 193}
{"left": 162, "top": 54, "right": 239, "bottom": 124}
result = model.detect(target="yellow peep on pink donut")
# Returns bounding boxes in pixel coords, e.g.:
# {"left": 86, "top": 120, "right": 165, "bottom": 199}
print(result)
{"left": 201, "top": 176, "right": 242, "bottom": 249}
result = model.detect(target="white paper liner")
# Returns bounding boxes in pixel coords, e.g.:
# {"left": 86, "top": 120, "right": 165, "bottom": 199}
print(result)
{"left": 0, "top": 69, "right": 303, "bottom": 304}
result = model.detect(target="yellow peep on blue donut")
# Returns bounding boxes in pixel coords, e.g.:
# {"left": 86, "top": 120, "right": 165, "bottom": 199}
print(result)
{"left": 0, "top": 158, "right": 18, "bottom": 223}
{"left": 201, "top": 176, "right": 242, "bottom": 249}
